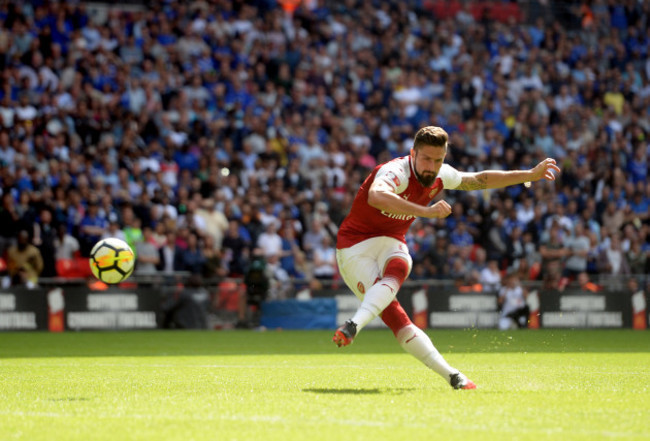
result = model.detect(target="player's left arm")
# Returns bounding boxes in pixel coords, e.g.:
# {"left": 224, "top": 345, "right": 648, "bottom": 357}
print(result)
{"left": 455, "top": 158, "right": 561, "bottom": 191}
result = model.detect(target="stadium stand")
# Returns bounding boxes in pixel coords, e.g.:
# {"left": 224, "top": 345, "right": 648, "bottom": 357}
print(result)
{"left": 0, "top": 0, "right": 648, "bottom": 301}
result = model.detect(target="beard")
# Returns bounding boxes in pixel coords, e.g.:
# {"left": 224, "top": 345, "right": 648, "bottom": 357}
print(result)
{"left": 415, "top": 170, "right": 437, "bottom": 187}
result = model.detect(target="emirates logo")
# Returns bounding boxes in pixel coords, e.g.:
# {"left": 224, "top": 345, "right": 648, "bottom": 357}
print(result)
{"left": 357, "top": 281, "right": 365, "bottom": 294}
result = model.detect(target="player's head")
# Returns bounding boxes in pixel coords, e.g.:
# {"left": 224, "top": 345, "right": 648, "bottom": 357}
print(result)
{"left": 413, "top": 126, "right": 448, "bottom": 151}
{"left": 410, "top": 126, "right": 448, "bottom": 187}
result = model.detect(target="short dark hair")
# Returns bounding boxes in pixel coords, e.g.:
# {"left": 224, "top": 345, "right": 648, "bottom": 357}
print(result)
{"left": 413, "top": 126, "right": 448, "bottom": 151}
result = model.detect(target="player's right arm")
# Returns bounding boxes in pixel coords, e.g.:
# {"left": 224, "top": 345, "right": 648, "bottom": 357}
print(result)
{"left": 367, "top": 179, "right": 452, "bottom": 219}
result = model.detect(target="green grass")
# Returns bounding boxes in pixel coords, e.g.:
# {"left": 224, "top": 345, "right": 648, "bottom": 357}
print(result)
{"left": 1, "top": 330, "right": 649, "bottom": 441}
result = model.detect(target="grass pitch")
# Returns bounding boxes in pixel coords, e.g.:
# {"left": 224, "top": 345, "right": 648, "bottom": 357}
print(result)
{"left": 1, "top": 329, "right": 649, "bottom": 441}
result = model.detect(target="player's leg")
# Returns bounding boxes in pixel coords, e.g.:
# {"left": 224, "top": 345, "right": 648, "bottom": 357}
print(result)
{"left": 344, "top": 237, "right": 413, "bottom": 330}
{"left": 334, "top": 237, "right": 410, "bottom": 346}
{"left": 381, "top": 300, "right": 477, "bottom": 389}
{"left": 333, "top": 241, "right": 382, "bottom": 346}
{"left": 348, "top": 256, "right": 409, "bottom": 330}
{"left": 333, "top": 255, "right": 409, "bottom": 347}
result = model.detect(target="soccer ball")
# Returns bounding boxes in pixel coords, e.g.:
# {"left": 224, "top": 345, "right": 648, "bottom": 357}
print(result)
{"left": 89, "top": 238, "right": 135, "bottom": 284}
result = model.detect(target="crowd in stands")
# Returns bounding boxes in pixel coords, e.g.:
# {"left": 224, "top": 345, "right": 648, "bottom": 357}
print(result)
{"left": 0, "top": 0, "right": 649, "bottom": 295}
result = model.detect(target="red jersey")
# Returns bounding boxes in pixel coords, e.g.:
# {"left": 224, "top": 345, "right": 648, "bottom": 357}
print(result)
{"left": 337, "top": 156, "right": 461, "bottom": 249}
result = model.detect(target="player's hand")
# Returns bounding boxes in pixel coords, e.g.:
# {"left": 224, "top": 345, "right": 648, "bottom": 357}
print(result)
{"left": 531, "top": 158, "right": 561, "bottom": 182}
{"left": 426, "top": 200, "right": 452, "bottom": 218}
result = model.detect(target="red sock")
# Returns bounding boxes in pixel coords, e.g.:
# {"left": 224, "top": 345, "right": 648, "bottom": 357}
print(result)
{"left": 381, "top": 300, "right": 412, "bottom": 336}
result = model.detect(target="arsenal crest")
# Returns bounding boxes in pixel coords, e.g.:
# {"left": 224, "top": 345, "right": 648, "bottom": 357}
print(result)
{"left": 428, "top": 179, "right": 443, "bottom": 198}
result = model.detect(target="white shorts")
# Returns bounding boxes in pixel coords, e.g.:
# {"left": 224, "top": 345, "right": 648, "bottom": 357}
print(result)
{"left": 336, "top": 236, "right": 412, "bottom": 300}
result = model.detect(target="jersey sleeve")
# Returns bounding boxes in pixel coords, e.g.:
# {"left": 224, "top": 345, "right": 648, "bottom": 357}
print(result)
{"left": 374, "top": 160, "right": 409, "bottom": 194}
{"left": 439, "top": 164, "right": 462, "bottom": 190}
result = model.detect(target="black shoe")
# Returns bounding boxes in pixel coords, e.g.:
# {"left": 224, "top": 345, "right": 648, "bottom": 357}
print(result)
{"left": 449, "top": 372, "right": 477, "bottom": 390}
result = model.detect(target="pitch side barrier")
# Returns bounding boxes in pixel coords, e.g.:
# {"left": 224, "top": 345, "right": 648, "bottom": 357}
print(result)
{"left": 0, "top": 277, "right": 647, "bottom": 331}
{"left": 309, "top": 280, "right": 648, "bottom": 330}
{"left": 0, "top": 286, "right": 163, "bottom": 331}
{"left": 0, "top": 280, "right": 215, "bottom": 331}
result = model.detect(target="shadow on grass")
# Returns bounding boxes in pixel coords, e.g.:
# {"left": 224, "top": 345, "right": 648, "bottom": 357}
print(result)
{"left": 303, "top": 388, "right": 415, "bottom": 395}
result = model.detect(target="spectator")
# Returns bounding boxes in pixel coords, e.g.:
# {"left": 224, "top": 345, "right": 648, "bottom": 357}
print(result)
{"left": 521, "top": 231, "right": 541, "bottom": 270}
{"left": 174, "top": 232, "right": 206, "bottom": 275}
{"left": 150, "top": 222, "right": 168, "bottom": 250}
{"left": 0, "top": 192, "right": 20, "bottom": 255}
{"left": 597, "top": 233, "right": 630, "bottom": 276}
{"left": 449, "top": 221, "right": 474, "bottom": 249}
{"left": 601, "top": 200, "right": 625, "bottom": 233}
{"left": 135, "top": 226, "right": 160, "bottom": 275}
{"left": 201, "top": 234, "right": 227, "bottom": 280}
{"left": 221, "top": 220, "right": 251, "bottom": 277}
{"left": 425, "top": 233, "right": 450, "bottom": 278}
{"left": 302, "top": 218, "right": 328, "bottom": 259}
{"left": 312, "top": 235, "right": 337, "bottom": 280}
{"left": 576, "top": 271, "right": 601, "bottom": 292}
{"left": 102, "top": 218, "right": 127, "bottom": 242}
{"left": 6, "top": 230, "right": 43, "bottom": 288}
{"left": 564, "top": 221, "right": 591, "bottom": 279}
{"left": 479, "top": 259, "right": 502, "bottom": 292}
{"left": 313, "top": 201, "right": 339, "bottom": 239}
{"left": 177, "top": 199, "right": 206, "bottom": 235}
{"left": 505, "top": 225, "right": 526, "bottom": 269}
{"left": 78, "top": 199, "right": 107, "bottom": 257}
{"left": 485, "top": 214, "right": 508, "bottom": 262}
{"left": 0, "top": 0, "right": 648, "bottom": 294}
{"left": 539, "top": 222, "right": 568, "bottom": 280}
{"left": 626, "top": 238, "right": 648, "bottom": 275}
{"left": 157, "top": 231, "right": 180, "bottom": 276}
{"left": 280, "top": 224, "right": 302, "bottom": 278}
{"left": 194, "top": 197, "right": 229, "bottom": 248}
{"left": 450, "top": 254, "right": 476, "bottom": 283}
{"left": 498, "top": 272, "right": 529, "bottom": 330}
{"left": 255, "top": 222, "right": 282, "bottom": 260}
{"left": 121, "top": 207, "right": 143, "bottom": 254}
{"left": 626, "top": 191, "right": 649, "bottom": 224}
{"left": 411, "top": 261, "right": 430, "bottom": 281}
{"left": 33, "top": 208, "right": 57, "bottom": 278}
{"left": 54, "top": 224, "right": 80, "bottom": 262}
{"left": 237, "top": 255, "right": 269, "bottom": 329}
{"left": 265, "top": 253, "right": 292, "bottom": 300}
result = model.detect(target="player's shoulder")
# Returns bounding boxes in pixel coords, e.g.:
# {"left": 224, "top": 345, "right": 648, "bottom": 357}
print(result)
{"left": 438, "top": 163, "right": 462, "bottom": 189}
{"left": 380, "top": 155, "right": 410, "bottom": 171}
{"left": 438, "top": 163, "right": 459, "bottom": 176}
{"left": 375, "top": 156, "right": 411, "bottom": 190}
{"left": 377, "top": 156, "right": 411, "bottom": 177}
